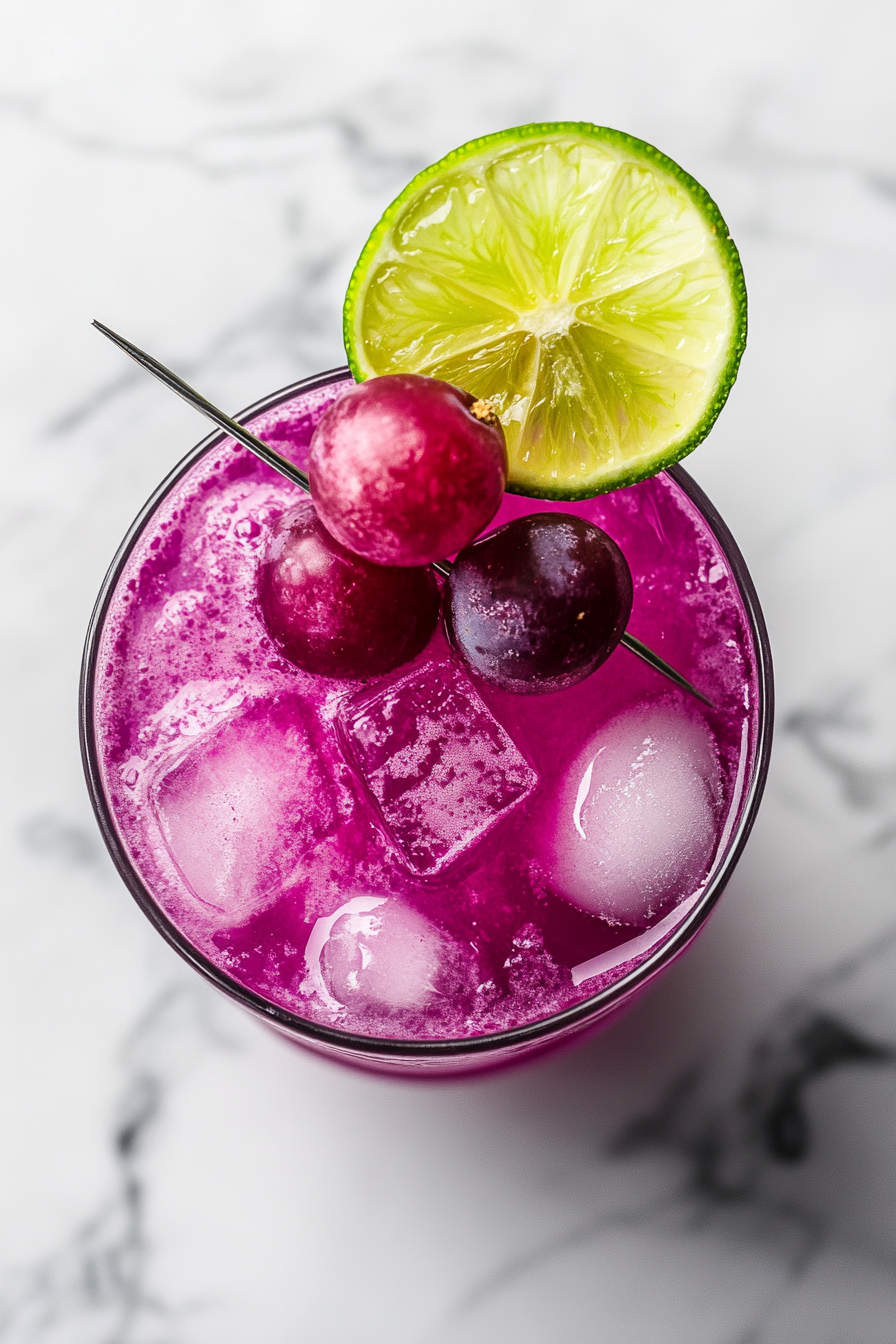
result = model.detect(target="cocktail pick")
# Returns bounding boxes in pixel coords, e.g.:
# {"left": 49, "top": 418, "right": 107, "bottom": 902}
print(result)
{"left": 92, "top": 320, "right": 311, "bottom": 493}
{"left": 92, "top": 320, "right": 713, "bottom": 708}
{"left": 614, "top": 631, "right": 711, "bottom": 706}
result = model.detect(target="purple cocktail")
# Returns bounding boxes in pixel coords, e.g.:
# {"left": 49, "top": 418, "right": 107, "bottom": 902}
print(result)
{"left": 81, "top": 368, "right": 772, "bottom": 1076}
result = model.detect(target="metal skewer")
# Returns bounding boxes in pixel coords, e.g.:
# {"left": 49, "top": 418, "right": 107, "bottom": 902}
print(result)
{"left": 616, "top": 632, "right": 711, "bottom": 706}
{"left": 93, "top": 320, "right": 713, "bottom": 708}
{"left": 92, "top": 321, "right": 310, "bottom": 493}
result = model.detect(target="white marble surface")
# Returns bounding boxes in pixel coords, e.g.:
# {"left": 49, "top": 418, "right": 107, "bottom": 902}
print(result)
{"left": 1, "top": 1, "right": 896, "bottom": 1338}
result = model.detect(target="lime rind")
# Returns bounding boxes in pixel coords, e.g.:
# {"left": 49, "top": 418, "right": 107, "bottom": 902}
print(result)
{"left": 344, "top": 122, "right": 747, "bottom": 500}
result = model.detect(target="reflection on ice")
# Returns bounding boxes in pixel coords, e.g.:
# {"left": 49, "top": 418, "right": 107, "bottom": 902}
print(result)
{"left": 553, "top": 703, "right": 723, "bottom": 926}
{"left": 302, "top": 895, "right": 459, "bottom": 1016}
{"left": 151, "top": 696, "right": 335, "bottom": 919}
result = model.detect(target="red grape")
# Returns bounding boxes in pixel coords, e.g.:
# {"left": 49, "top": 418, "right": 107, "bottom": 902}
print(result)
{"left": 258, "top": 501, "right": 440, "bottom": 678}
{"left": 445, "top": 513, "right": 633, "bottom": 694}
{"left": 309, "top": 374, "right": 507, "bottom": 567}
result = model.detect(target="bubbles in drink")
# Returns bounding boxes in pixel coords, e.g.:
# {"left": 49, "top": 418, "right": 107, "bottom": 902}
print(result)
{"left": 551, "top": 703, "right": 723, "bottom": 925}
{"left": 151, "top": 696, "right": 336, "bottom": 920}
{"left": 339, "top": 661, "right": 537, "bottom": 874}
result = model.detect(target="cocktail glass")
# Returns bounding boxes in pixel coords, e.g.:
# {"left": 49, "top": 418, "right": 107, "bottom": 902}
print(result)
{"left": 80, "top": 368, "right": 773, "bottom": 1077}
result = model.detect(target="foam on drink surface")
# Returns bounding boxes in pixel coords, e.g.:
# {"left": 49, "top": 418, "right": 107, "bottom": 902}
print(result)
{"left": 94, "top": 377, "right": 759, "bottom": 1042}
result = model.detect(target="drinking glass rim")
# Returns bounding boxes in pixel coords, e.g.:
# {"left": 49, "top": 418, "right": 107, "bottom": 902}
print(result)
{"left": 80, "top": 366, "right": 774, "bottom": 1059}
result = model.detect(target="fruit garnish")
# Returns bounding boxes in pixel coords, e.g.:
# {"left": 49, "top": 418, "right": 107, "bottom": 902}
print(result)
{"left": 344, "top": 122, "right": 746, "bottom": 500}
{"left": 308, "top": 373, "right": 507, "bottom": 567}
{"left": 445, "top": 513, "right": 632, "bottom": 693}
{"left": 92, "top": 322, "right": 712, "bottom": 705}
{"left": 259, "top": 500, "right": 440, "bottom": 677}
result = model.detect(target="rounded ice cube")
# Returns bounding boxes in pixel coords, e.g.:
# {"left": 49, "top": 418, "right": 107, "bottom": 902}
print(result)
{"left": 304, "top": 896, "right": 459, "bottom": 1015}
{"left": 551, "top": 703, "right": 722, "bottom": 925}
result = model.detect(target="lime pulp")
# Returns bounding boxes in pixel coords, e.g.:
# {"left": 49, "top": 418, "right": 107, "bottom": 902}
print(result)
{"left": 344, "top": 122, "right": 747, "bottom": 499}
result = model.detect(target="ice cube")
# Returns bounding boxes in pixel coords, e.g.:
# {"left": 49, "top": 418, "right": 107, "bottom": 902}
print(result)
{"left": 339, "top": 661, "right": 537, "bottom": 874}
{"left": 551, "top": 703, "right": 722, "bottom": 925}
{"left": 151, "top": 696, "right": 336, "bottom": 919}
{"left": 302, "top": 895, "right": 451, "bottom": 1015}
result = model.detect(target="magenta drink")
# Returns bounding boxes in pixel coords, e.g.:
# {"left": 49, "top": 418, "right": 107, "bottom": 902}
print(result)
{"left": 81, "top": 369, "right": 771, "bottom": 1075}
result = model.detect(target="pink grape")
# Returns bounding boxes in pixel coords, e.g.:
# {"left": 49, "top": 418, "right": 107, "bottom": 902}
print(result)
{"left": 308, "top": 374, "right": 507, "bottom": 567}
{"left": 258, "top": 500, "right": 440, "bottom": 678}
{"left": 445, "top": 513, "right": 633, "bottom": 694}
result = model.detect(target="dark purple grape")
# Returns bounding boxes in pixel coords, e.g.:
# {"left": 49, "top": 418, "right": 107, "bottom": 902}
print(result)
{"left": 309, "top": 373, "right": 507, "bottom": 567}
{"left": 445, "top": 513, "right": 633, "bottom": 694}
{"left": 259, "top": 500, "right": 440, "bottom": 678}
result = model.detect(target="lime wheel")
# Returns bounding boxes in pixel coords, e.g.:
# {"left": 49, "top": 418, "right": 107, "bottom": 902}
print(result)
{"left": 345, "top": 122, "right": 746, "bottom": 498}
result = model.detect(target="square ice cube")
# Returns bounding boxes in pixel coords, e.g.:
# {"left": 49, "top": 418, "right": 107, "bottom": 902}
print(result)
{"left": 151, "top": 696, "right": 336, "bottom": 918}
{"left": 339, "top": 661, "right": 537, "bottom": 874}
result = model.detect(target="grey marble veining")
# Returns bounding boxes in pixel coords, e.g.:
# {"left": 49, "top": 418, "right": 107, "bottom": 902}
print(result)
{"left": 1, "top": 3, "right": 895, "bottom": 1340}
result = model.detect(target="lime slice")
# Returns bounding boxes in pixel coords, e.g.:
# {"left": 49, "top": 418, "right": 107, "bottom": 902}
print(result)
{"left": 344, "top": 123, "right": 746, "bottom": 499}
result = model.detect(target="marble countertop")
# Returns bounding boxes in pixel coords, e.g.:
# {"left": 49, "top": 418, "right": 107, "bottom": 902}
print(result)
{"left": 2, "top": 2, "right": 895, "bottom": 1339}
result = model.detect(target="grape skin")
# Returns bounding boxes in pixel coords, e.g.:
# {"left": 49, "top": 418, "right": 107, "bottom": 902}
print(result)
{"left": 309, "top": 374, "right": 507, "bottom": 567}
{"left": 258, "top": 500, "right": 440, "bottom": 678}
{"left": 445, "top": 513, "right": 633, "bottom": 694}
